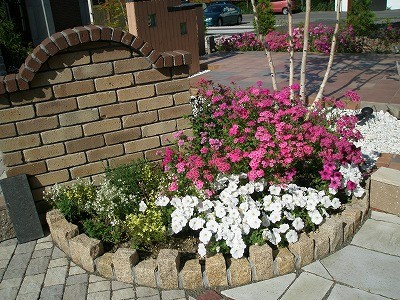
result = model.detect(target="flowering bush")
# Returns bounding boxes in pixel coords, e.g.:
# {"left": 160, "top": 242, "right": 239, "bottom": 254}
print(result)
{"left": 157, "top": 80, "right": 366, "bottom": 258}
{"left": 216, "top": 33, "right": 263, "bottom": 52}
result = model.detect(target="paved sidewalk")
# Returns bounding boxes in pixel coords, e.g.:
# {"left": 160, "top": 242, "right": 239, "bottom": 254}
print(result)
{"left": 191, "top": 52, "right": 400, "bottom": 108}
{"left": 0, "top": 211, "right": 399, "bottom": 300}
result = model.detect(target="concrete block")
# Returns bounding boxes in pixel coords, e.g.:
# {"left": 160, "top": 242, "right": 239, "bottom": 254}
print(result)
{"left": 288, "top": 233, "right": 314, "bottom": 269}
{"left": 319, "top": 216, "right": 344, "bottom": 252}
{"left": 134, "top": 258, "right": 157, "bottom": 288}
{"left": 371, "top": 167, "right": 400, "bottom": 216}
{"left": 96, "top": 252, "right": 114, "bottom": 279}
{"left": 205, "top": 253, "right": 228, "bottom": 287}
{"left": 248, "top": 244, "right": 274, "bottom": 281}
{"left": 157, "top": 249, "right": 180, "bottom": 289}
{"left": 274, "top": 247, "right": 295, "bottom": 275}
{"left": 181, "top": 259, "right": 203, "bottom": 289}
{"left": 69, "top": 234, "right": 103, "bottom": 272}
{"left": 228, "top": 257, "right": 251, "bottom": 287}
{"left": 112, "top": 248, "right": 138, "bottom": 284}
{"left": 309, "top": 230, "right": 330, "bottom": 259}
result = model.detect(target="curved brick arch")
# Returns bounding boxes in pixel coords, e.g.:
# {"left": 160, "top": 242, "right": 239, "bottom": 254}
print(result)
{"left": 0, "top": 25, "right": 191, "bottom": 95}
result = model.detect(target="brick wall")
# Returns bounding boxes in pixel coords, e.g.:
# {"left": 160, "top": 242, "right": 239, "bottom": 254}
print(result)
{"left": 0, "top": 25, "right": 193, "bottom": 215}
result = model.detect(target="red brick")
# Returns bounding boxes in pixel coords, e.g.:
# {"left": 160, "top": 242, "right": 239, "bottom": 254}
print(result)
{"left": 17, "top": 116, "right": 59, "bottom": 134}
{"left": 36, "top": 97, "right": 77, "bottom": 116}
{"left": 104, "top": 127, "right": 141, "bottom": 145}
{"left": 162, "top": 53, "right": 174, "bottom": 67}
{"left": 111, "top": 28, "right": 124, "bottom": 42}
{"left": 122, "top": 111, "right": 158, "bottom": 128}
{"left": 117, "top": 85, "right": 155, "bottom": 101}
{"left": 25, "top": 55, "right": 41, "bottom": 72}
{"left": 74, "top": 26, "right": 90, "bottom": 43}
{"left": 154, "top": 56, "right": 164, "bottom": 68}
{"left": 114, "top": 57, "right": 151, "bottom": 74}
{"left": 137, "top": 95, "right": 173, "bottom": 112}
{"left": 41, "top": 126, "right": 83, "bottom": 144}
{"left": 83, "top": 118, "right": 121, "bottom": 136}
{"left": 16, "top": 75, "right": 29, "bottom": 90}
{"left": 41, "top": 37, "right": 59, "bottom": 56}
{"left": 99, "top": 102, "right": 137, "bottom": 118}
{"left": 0, "top": 124, "right": 16, "bottom": 138}
{"left": 100, "top": 26, "right": 112, "bottom": 40}
{"left": 175, "top": 50, "right": 192, "bottom": 65}
{"left": 51, "top": 32, "right": 68, "bottom": 50}
{"left": 165, "top": 51, "right": 183, "bottom": 66}
{"left": 87, "top": 144, "right": 124, "bottom": 162}
{"left": 124, "top": 136, "right": 160, "bottom": 153}
{"left": 140, "top": 42, "right": 153, "bottom": 57}
{"left": 62, "top": 29, "right": 80, "bottom": 46}
{"left": 2, "top": 152, "right": 23, "bottom": 166}
{"left": 29, "top": 170, "right": 70, "bottom": 189}
{"left": 46, "top": 152, "right": 86, "bottom": 171}
{"left": 85, "top": 24, "right": 101, "bottom": 41}
{"left": 121, "top": 32, "right": 134, "bottom": 46}
{"left": 148, "top": 50, "right": 161, "bottom": 64}
{"left": 6, "top": 161, "right": 47, "bottom": 177}
{"left": 32, "top": 46, "right": 49, "bottom": 64}
{"left": 77, "top": 91, "right": 116, "bottom": 109}
{"left": 71, "top": 161, "right": 105, "bottom": 179}
{"left": 91, "top": 47, "right": 131, "bottom": 63}
{"left": 131, "top": 36, "right": 144, "bottom": 50}
{"left": 65, "top": 135, "right": 105, "bottom": 153}
{"left": 23, "top": 143, "right": 65, "bottom": 162}
{"left": 53, "top": 80, "right": 95, "bottom": 98}
{"left": 19, "top": 66, "right": 35, "bottom": 82}
{"left": 158, "top": 104, "right": 192, "bottom": 121}
{"left": 4, "top": 74, "right": 18, "bottom": 93}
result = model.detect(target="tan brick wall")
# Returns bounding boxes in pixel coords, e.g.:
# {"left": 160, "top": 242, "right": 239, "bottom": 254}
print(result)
{"left": 0, "top": 35, "right": 192, "bottom": 208}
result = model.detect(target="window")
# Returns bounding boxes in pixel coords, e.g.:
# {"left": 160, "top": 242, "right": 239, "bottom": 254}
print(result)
{"left": 148, "top": 14, "right": 156, "bottom": 27}
{"left": 180, "top": 22, "right": 187, "bottom": 35}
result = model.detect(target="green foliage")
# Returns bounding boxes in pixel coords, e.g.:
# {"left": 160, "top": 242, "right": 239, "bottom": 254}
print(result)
{"left": 254, "top": 0, "right": 276, "bottom": 36}
{"left": 346, "top": 0, "right": 376, "bottom": 37}
{"left": 95, "top": 0, "right": 127, "bottom": 30}
{"left": 82, "top": 218, "right": 124, "bottom": 245}
{"left": 0, "top": 5, "right": 31, "bottom": 72}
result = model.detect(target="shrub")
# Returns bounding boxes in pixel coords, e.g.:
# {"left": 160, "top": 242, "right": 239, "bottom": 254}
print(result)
{"left": 346, "top": 0, "right": 376, "bottom": 37}
{"left": 254, "top": 0, "right": 276, "bottom": 35}
{"left": 216, "top": 32, "right": 263, "bottom": 52}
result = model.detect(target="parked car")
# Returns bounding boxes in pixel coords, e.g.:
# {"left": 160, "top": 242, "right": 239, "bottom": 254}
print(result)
{"left": 204, "top": 3, "right": 242, "bottom": 26}
{"left": 270, "top": 0, "right": 296, "bottom": 15}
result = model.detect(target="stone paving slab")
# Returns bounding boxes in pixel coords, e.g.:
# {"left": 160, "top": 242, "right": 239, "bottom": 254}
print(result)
{"left": 371, "top": 210, "right": 400, "bottom": 225}
{"left": 301, "top": 261, "right": 333, "bottom": 280}
{"left": 321, "top": 245, "right": 400, "bottom": 299}
{"left": 351, "top": 218, "right": 400, "bottom": 256}
{"left": 327, "top": 284, "right": 389, "bottom": 300}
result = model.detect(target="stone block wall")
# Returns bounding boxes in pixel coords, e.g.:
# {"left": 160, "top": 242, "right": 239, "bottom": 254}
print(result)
{"left": 0, "top": 25, "right": 193, "bottom": 217}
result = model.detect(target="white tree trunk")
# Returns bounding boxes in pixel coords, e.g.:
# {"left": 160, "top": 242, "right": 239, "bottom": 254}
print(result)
{"left": 251, "top": 0, "right": 278, "bottom": 91}
{"left": 300, "top": 0, "right": 311, "bottom": 103}
{"left": 312, "top": 0, "right": 341, "bottom": 107}
{"left": 288, "top": 0, "right": 294, "bottom": 99}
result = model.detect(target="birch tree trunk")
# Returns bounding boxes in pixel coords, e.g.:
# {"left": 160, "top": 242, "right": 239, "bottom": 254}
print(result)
{"left": 251, "top": 0, "right": 278, "bottom": 91}
{"left": 288, "top": 0, "right": 294, "bottom": 99}
{"left": 312, "top": 0, "right": 341, "bottom": 107}
{"left": 300, "top": 0, "right": 311, "bottom": 103}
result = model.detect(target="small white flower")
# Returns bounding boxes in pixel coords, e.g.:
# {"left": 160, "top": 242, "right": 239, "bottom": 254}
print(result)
{"left": 199, "top": 228, "right": 212, "bottom": 244}
{"left": 353, "top": 186, "right": 365, "bottom": 198}
{"left": 269, "top": 210, "right": 282, "bottom": 223}
{"left": 309, "top": 210, "right": 323, "bottom": 225}
{"left": 189, "top": 217, "right": 205, "bottom": 230}
{"left": 278, "top": 223, "right": 289, "bottom": 233}
{"left": 331, "top": 198, "right": 341, "bottom": 209}
{"left": 286, "top": 229, "right": 298, "bottom": 243}
{"left": 269, "top": 185, "right": 281, "bottom": 195}
{"left": 198, "top": 243, "right": 207, "bottom": 257}
{"left": 206, "top": 220, "right": 219, "bottom": 233}
{"left": 139, "top": 201, "right": 147, "bottom": 212}
{"left": 155, "top": 196, "right": 170, "bottom": 206}
{"left": 292, "top": 217, "right": 305, "bottom": 231}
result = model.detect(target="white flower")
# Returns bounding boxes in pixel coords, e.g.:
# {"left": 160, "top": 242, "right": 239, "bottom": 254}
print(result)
{"left": 244, "top": 209, "right": 262, "bottom": 229}
{"left": 199, "top": 228, "right": 212, "bottom": 244}
{"left": 189, "top": 217, "right": 205, "bottom": 230}
{"left": 292, "top": 217, "right": 305, "bottom": 231}
{"left": 170, "top": 197, "right": 182, "bottom": 208}
{"left": 328, "top": 187, "right": 338, "bottom": 195}
{"left": 353, "top": 186, "right": 365, "bottom": 198}
{"left": 272, "top": 228, "right": 282, "bottom": 245}
{"left": 331, "top": 198, "right": 341, "bottom": 209}
{"left": 155, "top": 195, "right": 170, "bottom": 206}
{"left": 139, "top": 201, "right": 147, "bottom": 212}
{"left": 198, "top": 243, "right": 207, "bottom": 257}
{"left": 253, "top": 180, "right": 264, "bottom": 192}
{"left": 198, "top": 200, "right": 213, "bottom": 212}
{"left": 286, "top": 229, "right": 298, "bottom": 243}
{"left": 269, "top": 210, "right": 282, "bottom": 223}
{"left": 309, "top": 210, "right": 323, "bottom": 225}
{"left": 269, "top": 185, "right": 282, "bottom": 195}
{"left": 206, "top": 220, "right": 219, "bottom": 233}
{"left": 278, "top": 223, "right": 289, "bottom": 233}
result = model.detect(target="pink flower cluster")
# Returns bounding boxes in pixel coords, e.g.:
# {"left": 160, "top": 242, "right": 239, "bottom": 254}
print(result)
{"left": 216, "top": 32, "right": 264, "bottom": 52}
{"left": 163, "top": 80, "right": 364, "bottom": 196}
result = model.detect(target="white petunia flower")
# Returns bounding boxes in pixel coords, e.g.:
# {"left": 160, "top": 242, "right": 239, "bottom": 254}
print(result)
{"left": 331, "top": 198, "right": 341, "bottom": 209}
{"left": 309, "top": 210, "right": 323, "bottom": 225}
{"left": 189, "top": 217, "right": 205, "bottom": 230}
{"left": 198, "top": 243, "right": 207, "bottom": 257}
{"left": 199, "top": 228, "right": 212, "bottom": 244}
{"left": 269, "top": 210, "right": 282, "bottom": 223}
{"left": 139, "top": 201, "right": 147, "bottom": 212}
{"left": 269, "top": 185, "right": 282, "bottom": 195}
{"left": 353, "top": 186, "right": 365, "bottom": 198}
{"left": 286, "top": 229, "right": 298, "bottom": 243}
{"left": 278, "top": 223, "right": 289, "bottom": 233}
{"left": 155, "top": 196, "right": 170, "bottom": 206}
{"left": 292, "top": 217, "right": 305, "bottom": 231}
{"left": 206, "top": 220, "right": 219, "bottom": 233}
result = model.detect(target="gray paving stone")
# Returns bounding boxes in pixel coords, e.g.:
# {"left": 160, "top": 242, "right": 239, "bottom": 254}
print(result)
{"left": 0, "top": 277, "right": 23, "bottom": 289}
{"left": 37, "top": 235, "right": 52, "bottom": 244}
{"left": 89, "top": 274, "right": 107, "bottom": 282}
{"left": 63, "top": 283, "right": 88, "bottom": 300}
{"left": 25, "top": 256, "right": 51, "bottom": 275}
{"left": 39, "top": 284, "right": 64, "bottom": 300}
{"left": 87, "top": 290, "right": 111, "bottom": 300}
{"left": 0, "top": 259, "right": 10, "bottom": 269}
{"left": 34, "top": 242, "right": 53, "bottom": 251}
{"left": 0, "top": 267, "right": 5, "bottom": 280}
{"left": 16, "top": 291, "right": 40, "bottom": 300}
{"left": 135, "top": 286, "right": 159, "bottom": 298}
{"left": 68, "top": 264, "right": 86, "bottom": 275}
{"left": 351, "top": 219, "right": 400, "bottom": 256}
{"left": 51, "top": 247, "right": 66, "bottom": 259}
{"left": 302, "top": 261, "right": 333, "bottom": 280}
{"left": 321, "top": 245, "right": 400, "bottom": 299}
{"left": 66, "top": 273, "right": 89, "bottom": 286}
{"left": 7, "top": 253, "right": 31, "bottom": 270}
{"left": 31, "top": 248, "right": 53, "bottom": 259}
{"left": 111, "top": 280, "right": 133, "bottom": 290}
{"left": 327, "top": 284, "right": 389, "bottom": 300}
{"left": 221, "top": 273, "right": 296, "bottom": 300}
{"left": 161, "top": 289, "right": 186, "bottom": 300}
{"left": 137, "top": 295, "right": 160, "bottom": 300}
{"left": 88, "top": 280, "right": 111, "bottom": 293}
{"left": 0, "top": 286, "right": 19, "bottom": 300}
{"left": 371, "top": 211, "right": 400, "bottom": 225}
{"left": 48, "top": 257, "right": 69, "bottom": 268}
{"left": 2, "top": 267, "right": 26, "bottom": 280}
{"left": 43, "top": 265, "right": 68, "bottom": 286}
{"left": 0, "top": 245, "right": 16, "bottom": 261}
{"left": 18, "top": 273, "right": 45, "bottom": 294}
{"left": 280, "top": 272, "right": 333, "bottom": 300}
{"left": 14, "top": 241, "right": 36, "bottom": 254}
{"left": 111, "top": 288, "right": 136, "bottom": 300}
